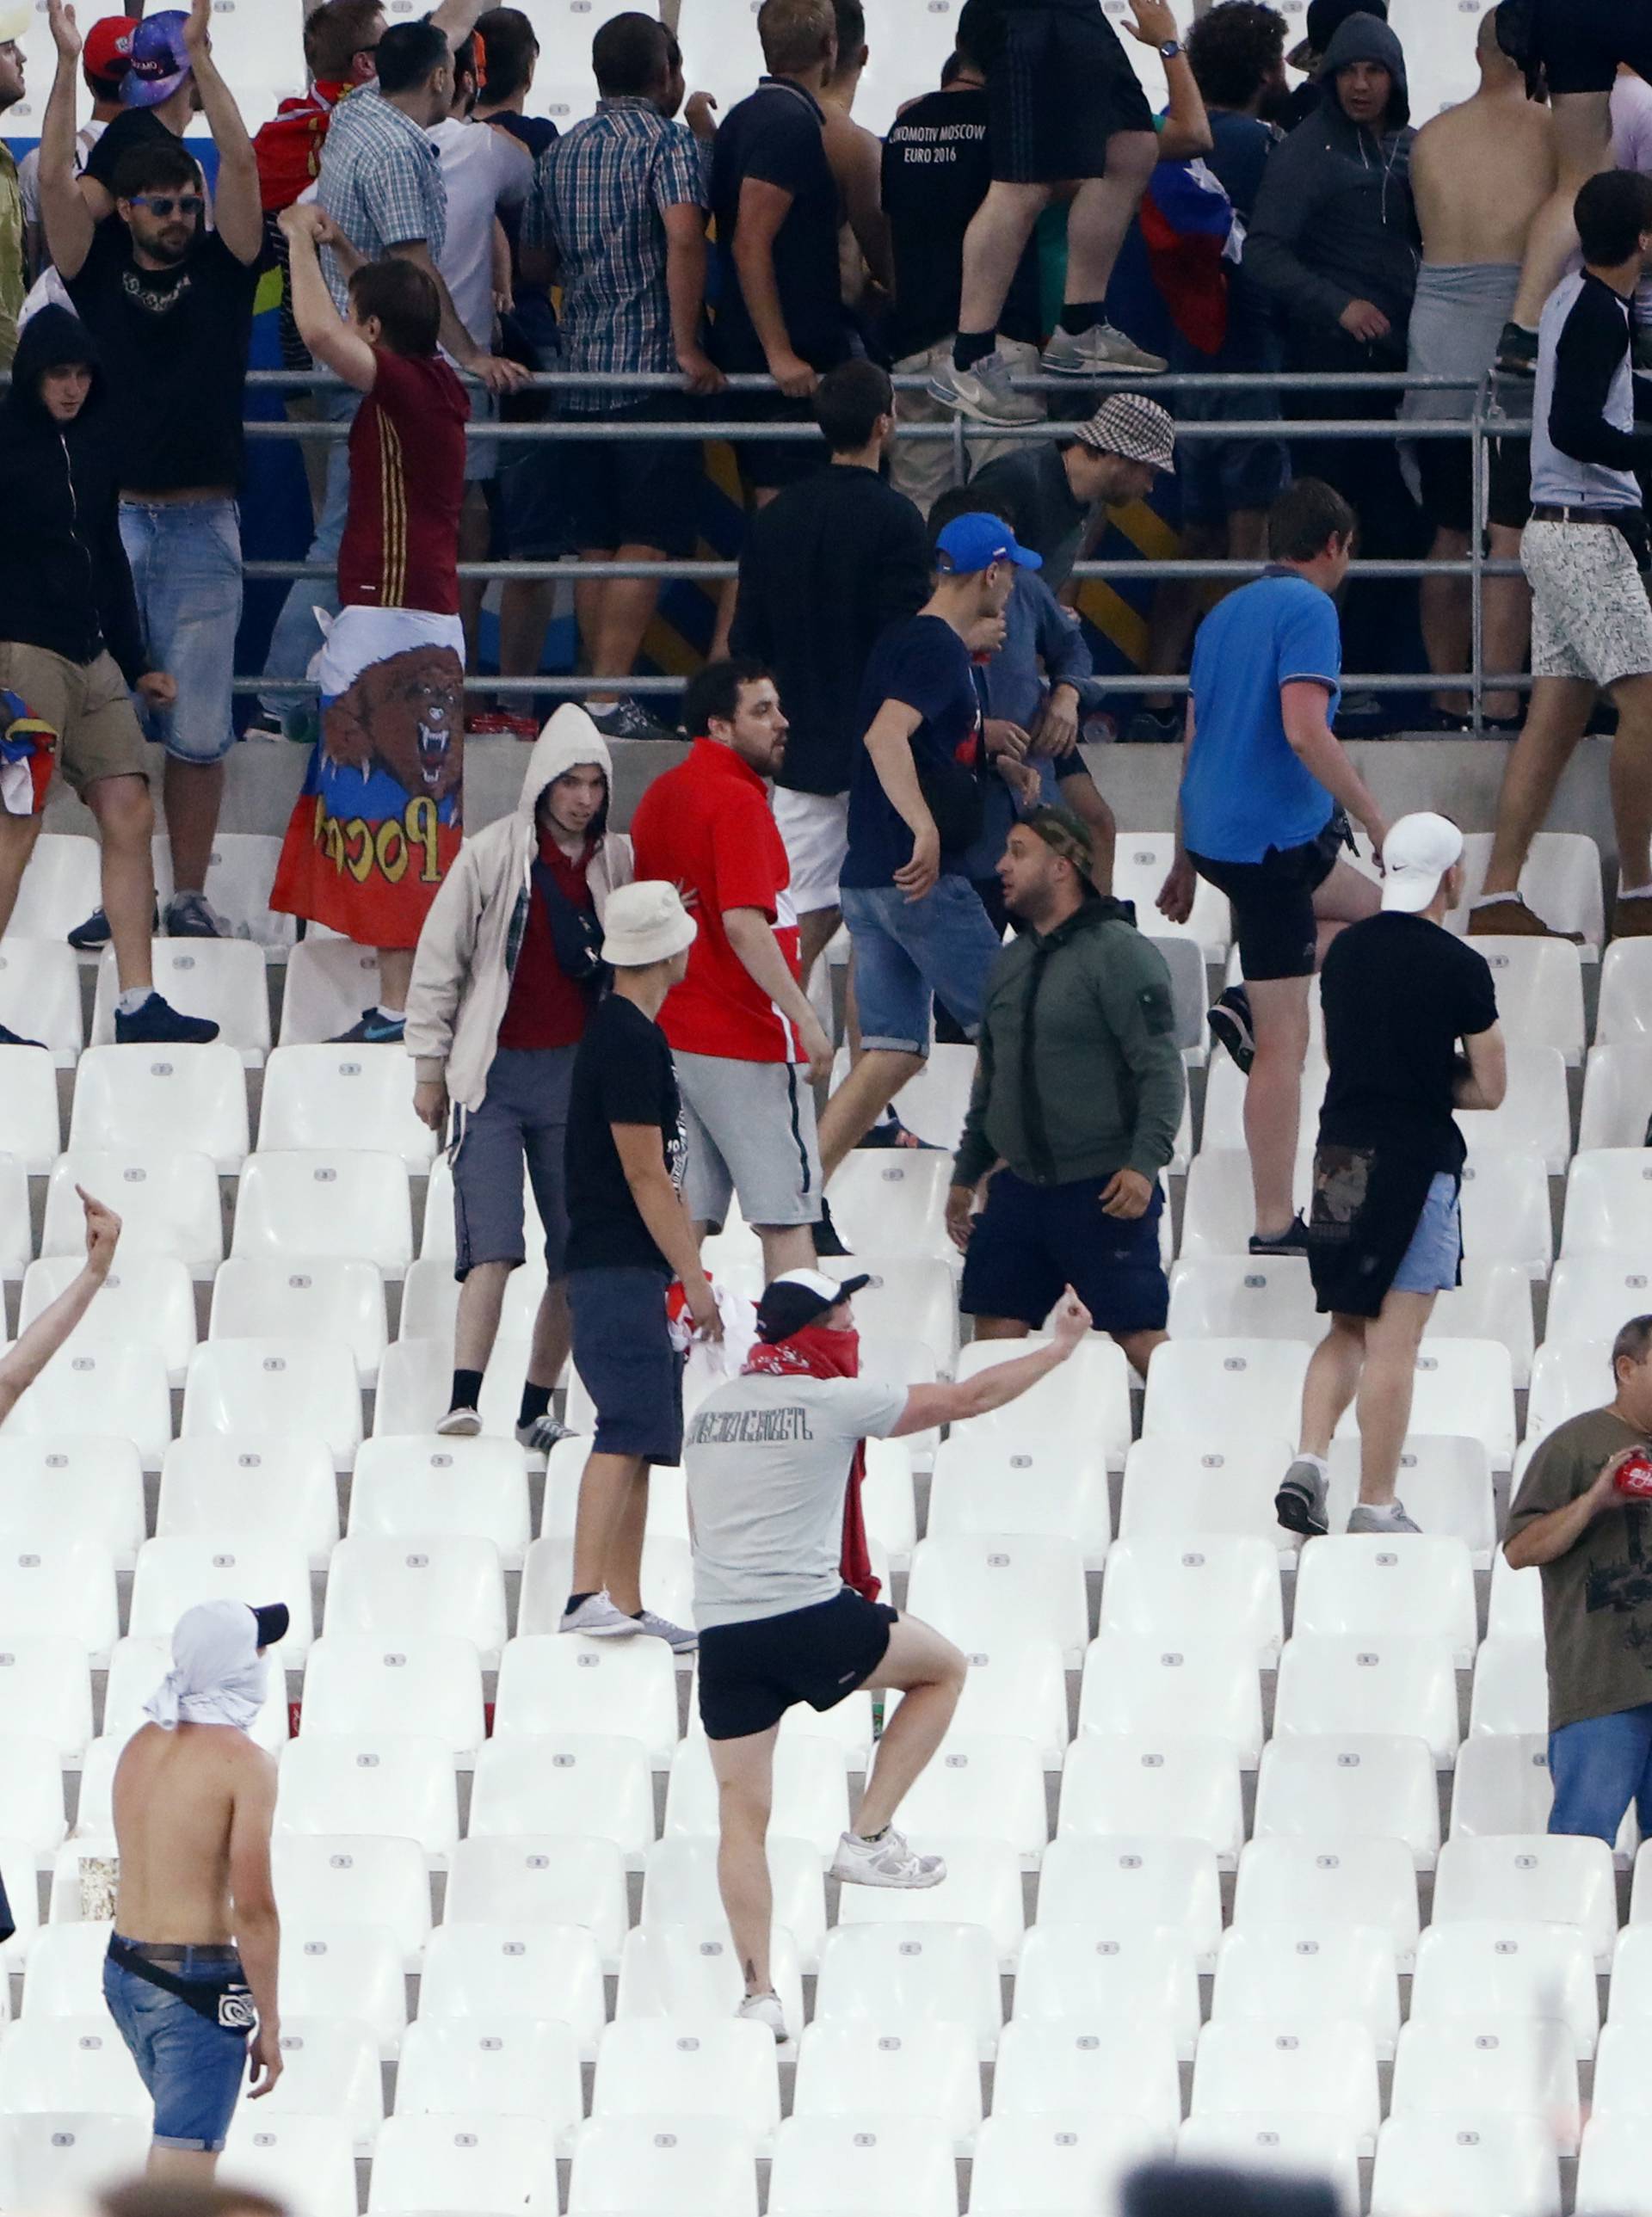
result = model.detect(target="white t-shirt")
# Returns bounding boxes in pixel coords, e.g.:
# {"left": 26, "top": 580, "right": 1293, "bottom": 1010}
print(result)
{"left": 428, "top": 113, "right": 530, "bottom": 349}
{"left": 18, "top": 121, "right": 108, "bottom": 228}
{"left": 684, "top": 1371, "right": 908, "bottom": 1629}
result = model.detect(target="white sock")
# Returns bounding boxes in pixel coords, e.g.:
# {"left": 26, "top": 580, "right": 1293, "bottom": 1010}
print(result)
{"left": 1470, "top": 892, "right": 1520, "bottom": 910}
{"left": 115, "top": 988, "right": 155, "bottom": 1016}
{"left": 1621, "top": 884, "right": 1652, "bottom": 902}
{"left": 376, "top": 1004, "right": 405, "bottom": 1021}
{"left": 1294, "top": 1451, "right": 1328, "bottom": 1478}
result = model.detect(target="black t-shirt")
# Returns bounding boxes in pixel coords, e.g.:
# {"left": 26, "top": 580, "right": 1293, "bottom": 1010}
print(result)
{"left": 82, "top": 108, "right": 199, "bottom": 195}
{"left": 710, "top": 77, "right": 847, "bottom": 374}
{"left": 881, "top": 88, "right": 1041, "bottom": 359}
{"left": 842, "top": 613, "right": 983, "bottom": 889}
{"left": 65, "top": 218, "right": 263, "bottom": 491}
{"left": 565, "top": 991, "right": 688, "bottom": 1273}
{"left": 1317, "top": 912, "right": 1500, "bottom": 1173}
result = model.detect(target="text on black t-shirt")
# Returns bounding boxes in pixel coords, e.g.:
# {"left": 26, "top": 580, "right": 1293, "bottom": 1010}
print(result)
{"left": 881, "top": 87, "right": 1042, "bottom": 359}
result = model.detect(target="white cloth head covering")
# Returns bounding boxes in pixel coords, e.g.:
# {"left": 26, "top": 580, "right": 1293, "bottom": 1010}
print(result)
{"left": 144, "top": 1599, "right": 272, "bottom": 1732}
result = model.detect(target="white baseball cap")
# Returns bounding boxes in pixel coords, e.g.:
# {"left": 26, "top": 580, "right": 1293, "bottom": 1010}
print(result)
{"left": 1380, "top": 811, "right": 1464, "bottom": 914}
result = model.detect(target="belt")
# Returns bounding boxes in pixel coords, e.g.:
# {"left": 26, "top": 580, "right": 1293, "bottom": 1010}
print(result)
{"left": 110, "top": 1936, "right": 240, "bottom": 1966}
{"left": 1530, "top": 503, "right": 1643, "bottom": 525}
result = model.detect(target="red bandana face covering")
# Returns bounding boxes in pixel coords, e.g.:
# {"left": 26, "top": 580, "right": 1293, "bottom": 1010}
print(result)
{"left": 743, "top": 1325, "right": 880, "bottom": 1601}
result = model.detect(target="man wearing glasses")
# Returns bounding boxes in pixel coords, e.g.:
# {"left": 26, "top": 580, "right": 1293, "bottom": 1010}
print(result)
{"left": 39, "top": 0, "right": 265, "bottom": 946}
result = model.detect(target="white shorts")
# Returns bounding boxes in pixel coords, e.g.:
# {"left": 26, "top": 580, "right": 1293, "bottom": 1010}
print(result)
{"left": 1523, "top": 517, "right": 1652, "bottom": 686}
{"left": 774, "top": 786, "right": 849, "bottom": 916}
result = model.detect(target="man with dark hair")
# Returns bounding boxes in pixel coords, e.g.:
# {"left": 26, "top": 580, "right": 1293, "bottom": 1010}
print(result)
{"left": 19, "top": 14, "right": 135, "bottom": 279}
{"left": 632, "top": 662, "right": 833, "bottom": 1277}
{"left": 519, "top": 10, "right": 717, "bottom": 743}
{"left": 1273, "top": 0, "right": 1389, "bottom": 130}
{"left": 729, "top": 359, "right": 930, "bottom": 979}
{"left": 948, "top": 812, "right": 1183, "bottom": 1374}
{"left": 967, "top": 391, "right": 1176, "bottom": 595}
{"left": 709, "top": 0, "right": 847, "bottom": 512}
{"left": 42, "top": 0, "right": 265, "bottom": 946}
{"left": 1470, "top": 168, "right": 1652, "bottom": 943}
{"left": 1507, "top": 1313, "right": 1652, "bottom": 1844}
{"left": 1158, "top": 477, "right": 1385, "bottom": 1257}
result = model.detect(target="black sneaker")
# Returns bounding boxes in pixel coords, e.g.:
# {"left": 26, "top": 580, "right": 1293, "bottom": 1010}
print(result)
{"left": 330, "top": 1007, "right": 406, "bottom": 1044}
{"left": 814, "top": 1197, "right": 851, "bottom": 1259}
{"left": 1249, "top": 1213, "right": 1310, "bottom": 1258}
{"left": 0, "top": 1019, "right": 46, "bottom": 1049}
{"left": 1207, "top": 985, "right": 1255, "bottom": 1075}
{"left": 858, "top": 1116, "right": 941, "bottom": 1151}
{"left": 1275, "top": 1456, "right": 1329, "bottom": 1537}
{"left": 69, "top": 902, "right": 158, "bottom": 951}
{"left": 114, "top": 992, "right": 220, "bottom": 1045}
{"left": 588, "top": 697, "right": 678, "bottom": 743}
{"left": 1495, "top": 320, "right": 1538, "bottom": 377}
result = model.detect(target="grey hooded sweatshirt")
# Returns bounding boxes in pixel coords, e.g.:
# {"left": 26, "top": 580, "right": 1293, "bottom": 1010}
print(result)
{"left": 1247, "top": 12, "right": 1420, "bottom": 356}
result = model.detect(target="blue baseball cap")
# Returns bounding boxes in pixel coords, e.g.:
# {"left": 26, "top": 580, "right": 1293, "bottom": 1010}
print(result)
{"left": 934, "top": 512, "right": 1043, "bottom": 576}
{"left": 122, "top": 9, "right": 191, "bottom": 108}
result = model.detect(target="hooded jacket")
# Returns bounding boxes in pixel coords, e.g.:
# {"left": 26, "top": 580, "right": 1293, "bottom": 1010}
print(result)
{"left": 0, "top": 306, "right": 147, "bottom": 685}
{"left": 1247, "top": 14, "right": 1419, "bottom": 354}
{"left": 404, "top": 705, "right": 635, "bottom": 1112}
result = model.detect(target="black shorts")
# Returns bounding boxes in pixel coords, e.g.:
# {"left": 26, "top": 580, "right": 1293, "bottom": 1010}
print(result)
{"left": 1416, "top": 431, "right": 1532, "bottom": 536}
{"left": 1189, "top": 822, "right": 1342, "bottom": 982}
{"left": 987, "top": 3, "right": 1155, "bottom": 183}
{"left": 560, "top": 399, "right": 702, "bottom": 557}
{"left": 697, "top": 1587, "right": 897, "bottom": 1740}
{"left": 960, "top": 1168, "right": 1169, "bottom": 1333}
{"left": 1531, "top": 0, "right": 1652, "bottom": 94}
{"left": 730, "top": 390, "right": 829, "bottom": 495}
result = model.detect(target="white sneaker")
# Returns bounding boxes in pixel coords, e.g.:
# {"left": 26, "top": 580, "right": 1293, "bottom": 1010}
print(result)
{"left": 435, "top": 1406, "right": 482, "bottom": 1438}
{"left": 925, "top": 348, "right": 1045, "bottom": 426}
{"left": 515, "top": 1413, "right": 576, "bottom": 1453}
{"left": 558, "top": 1591, "right": 642, "bottom": 1637}
{"left": 634, "top": 1608, "right": 699, "bottom": 1654}
{"left": 736, "top": 1991, "right": 788, "bottom": 2042}
{"left": 829, "top": 1826, "right": 946, "bottom": 1888}
{"left": 1041, "top": 323, "right": 1168, "bottom": 376}
{"left": 1347, "top": 1499, "right": 1421, "bottom": 1534}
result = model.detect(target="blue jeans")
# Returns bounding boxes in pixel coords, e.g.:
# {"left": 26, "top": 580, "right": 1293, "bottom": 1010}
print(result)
{"left": 840, "top": 875, "right": 1003, "bottom": 1055}
{"left": 1549, "top": 1702, "right": 1652, "bottom": 1843}
{"left": 259, "top": 385, "right": 360, "bottom": 730}
{"left": 119, "top": 498, "right": 243, "bottom": 764}
{"left": 103, "top": 1940, "right": 250, "bottom": 2152}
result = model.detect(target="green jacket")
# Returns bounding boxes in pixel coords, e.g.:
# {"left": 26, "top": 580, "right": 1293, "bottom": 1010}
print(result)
{"left": 953, "top": 897, "right": 1186, "bottom": 1189}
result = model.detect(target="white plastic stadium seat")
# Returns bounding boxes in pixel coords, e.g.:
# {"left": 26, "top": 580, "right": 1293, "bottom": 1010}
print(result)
{"left": 1168, "top": 1256, "right": 1318, "bottom": 1342}
{"left": 1058, "top": 1734, "right": 1243, "bottom": 1864}
{"left": 471, "top": 1734, "right": 655, "bottom": 1865}
{"left": 232, "top": 1149, "right": 413, "bottom": 1278}
{"left": 1037, "top": 1835, "right": 1224, "bottom": 1967}
{"left": 275, "top": 1735, "right": 459, "bottom": 1867}
{"left": 1596, "top": 934, "right": 1652, "bottom": 1044}
{"left": 1232, "top": 1834, "right": 1421, "bottom": 1967}
{"left": 0, "top": 1435, "right": 147, "bottom": 1566}
{"left": 157, "top": 1438, "right": 339, "bottom": 1567}
{"left": 495, "top": 1634, "right": 678, "bottom": 1766}
{"left": 1293, "top": 1536, "right": 1476, "bottom": 1664}
{"left": 950, "top": 1337, "right": 1131, "bottom": 1467}
{"left": 1466, "top": 1636, "right": 1547, "bottom": 1736}
{"left": 1526, "top": 1337, "right": 1613, "bottom": 1451}
{"left": 767, "top": 2115, "right": 956, "bottom": 2217}
{"left": 1576, "top": 2116, "right": 1652, "bottom": 2217}
{"left": 1449, "top": 1733, "right": 1556, "bottom": 1840}
{"left": 393, "top": 2019, "right": 583, "bottom": 2142}
{"left": 259, "top": 1044, "right": 436, "bottom": 1169}
{"left": 1211, "top": 1924, "right": 1400, "bottom": 2057}
{"left": 152, "top": 832, "right": 293, "bottom": 951}
{"left": 70, "top": 1043, "right": 250, "bottom": 1170}
{"left": 1253, "top": 1734, "right": 1440, "bottom": 1868}
{"left": 272, "top": 1834, "right": 432, "bottom": 1968}
{"left": 20, "top": 1918, "right": 120, "bottom": 2016}
{"left": 889, "top": 1639, "right": 1068, "bottom": 1768}
{"left": 273, "top": 1923, "right": 408, "bottom": 2058}
{"left": 4, "top": 1339, "right": 172, "bottom": 1469}
{"left": 1013, "top": 1924, "right": 1200, "bottom": 2060}
{"left": 905, "top": 1532, "right": 1090, "bottom": 1663}
{"left": 324, "top": 1535, "right": 507, "bottom": 1666}
{"left": 1565, "top": 1147, "right": 1652, "bottom": 1257}
{"left": 565, "top": 2115, "right": 757, "bottom": 2217}
{"left": 1428, "top": 1263, "right": 1537, "bottom": 1385}
{"left": 260, "top": 2018, "right": 382, "bottom": 2151}
{"left": 0, "top": 942, "right": 83, "bottom": 1065}
{"left": 92, "top": 940, "right": 271, "bottom": 1066}
{"left": 1454, "top": 1044, "right": 1572, "bottom": 1170}
{"left": 279, "top": 939, "right": 388, "bottom": 1046}
{"left": 1371, "top": 2113, "right": 1560, "bottom": 2217}
{"left": 663, "top": 1734, "right": 846, "bottom": 1863}
{"left": 1078, "top": 1633, "right": 1263, "bottom": 1764}
{"left": 1273, "top": 1636, "right": 1460, "bottom": 1766}
{"left": 970, "top": 2116, "right": 1176, "bottom": 2215}
{"left": 182, "top": 1339, "right": 361, "bottom": 1469}
{"left": 1410, "top": 1918, "right": 1599, "bottom": 2055}
{"left": 1119, "top": 1437, "right": 1297, "bottom": 1551}
{"left": 399, "top": 1255, "right": 546, "bottom": 1346}
{"left": 1111, "top": 832, "right": 1231, "bottom": 959}
{"left": 520, "top": 1535, "right": 693, "bottom": 1636}
{"left": 422, "top": 1923, "right": 607, "bottom": 2058}
{"left": 366, "top": 2112, "right": 560, "bottom": 2213}
{"left": 0, "top": 1734, "right": 67, "bottom": 1860}
{"left": 832, "top": 1838, "right": 1024, "bottom": 1968}
{"left": 641, "top": 1837, "right": 824, "bottom": 1973}
{"left": 1192, "top": 2019, "right": 1381, "bottom": 2150}
{"left": 3, "top": 834, "right": 99, "bottom": 942}
{"left": 1333, "top": 1339, "right": 1514, "bottom": 1470}
{"left": 1176, "top": 2119, "right": 1361, "bottom": 2217}
{"left": 1467, "top": 937, "right": 1585, "bottom": 1062}
{"left": 210, "top": 1258, "right": 387, "bottom": 1384}
{"left": 0, "top": 2115, "right": 151, "bottom": 2208}
{"left": 0, "top": 1156, "right": 29, "bottom": 1282}
{"left": 0, "top": 1636, "right": 93, "bottom": 1762}
{"left": 1143, "top": 1339, "right": 1311, "bottom": 1443}
{"left": 348, "top": 1435, "right": 530, "bottom": 1567}
{"left": 300, "top": 1635, "right": 485, "bottom": 1764}
{"left": 926, "top": 1432, "right": 1113, "bottom": 1567}
{"left": 1202, "top": 1053, "right": 1327, "bottom": 1155}
{"left": 592, "top": 2018, "right": 781, "bottom": 2145}
{"left": 0, "top": 1538, "right": 118, "bottom": 1663}
{"left": 825, "top": 1153, "right": 955, "bottom": 1261}
{"left": 220, "top": 2113, "right": 359, "bottom": 2217}
{"left": 1580, "top": 1040, "right": 1652, "bottom": 1150}
{"left": 0, "top": 2018, "right": 146, "bottom": 2112}
{"left": 41, "top": 1149, "right": 222, "bottom": 1277}
{"left": 1180, "top": 1150, "right": 1313, "bottom": 1259}
{"left": 1099, "top": 1536, "right": 1283, "bottom": 1663}
{"left": 887, "top": 1732, "right": 1048, "bottom": 1862}
{"left": 993, "top": 2018, "right": 1180, "bottom": 2131}
{"left": 1390, "top": 2017, "right": 1579, "bottom": 2145}
{"left": 1459, "top": 1146, "right": 1554, "bottom": 1276}
{"left": 792, "top": 2017, "right": 979, "bottom": 2148}
{"left": 0, "top": 1049, "right": 59, "bottom": 1173}
{"left": 130, "top": 1535, "right": 313, "bottom": 1657}
{"left": 814, "top": 1920, "right": 1002, "bottom": 2055}
{"left": 1325, "top": 1435, "right": 1495, "bottom": 1562}
{"left": 21, "top": 1253, "right": 198, "bottom": 1385}
{"left": 1548, "top": 1250, "right": 1652, "bottom": 1346}
{"left": 613, "top": 1924, "right": 804, "bottom": 2049}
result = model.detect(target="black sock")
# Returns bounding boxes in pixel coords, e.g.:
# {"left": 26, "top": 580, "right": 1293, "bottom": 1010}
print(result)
{"left": 518, "top": 1381, "right": 552, "bottom": 1427}
{"left": 1059, "top": 299, "right": 1106, "bottom": 335}
{"left": 565, "top": 1591, "right": 597, "bottom": 1614}
{"left": 451, "top": 1367, "right": 484, "bottom": 1412}
{"left": 952, "top": 329, "right": 996, "bottom": 373}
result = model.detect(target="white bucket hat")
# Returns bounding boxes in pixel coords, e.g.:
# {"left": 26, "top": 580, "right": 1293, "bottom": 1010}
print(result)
{"left": 600, "top": 879, "right": 697, "bottom": 967}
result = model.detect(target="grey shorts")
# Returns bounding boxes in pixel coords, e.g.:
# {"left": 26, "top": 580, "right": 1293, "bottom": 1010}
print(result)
{"left": 1523, "top": 517, "right": 1652, "bottom": 686}
{"left": 675, "top": 1051, "right": 823, "bottom": 1233}
{"left": 451, "top": 1045, "right": 576, "bottom": 1279}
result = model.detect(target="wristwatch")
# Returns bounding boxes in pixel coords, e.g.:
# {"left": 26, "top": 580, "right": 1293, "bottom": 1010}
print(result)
{"left": 1160, "top": 37, "right": 1183, "bottom": 58}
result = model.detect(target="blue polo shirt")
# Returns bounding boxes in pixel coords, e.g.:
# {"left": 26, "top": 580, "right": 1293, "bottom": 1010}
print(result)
{"left": 841, "top": 614, "right": 983, "bottom": 890}
{"left": 1181, "top": 570, "right": 1341, "bottom": 865}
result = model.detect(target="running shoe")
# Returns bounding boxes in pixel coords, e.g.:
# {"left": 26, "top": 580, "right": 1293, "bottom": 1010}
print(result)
{"left": 829, "top": 1826, "right": 946, "bottom": 1888}
{"left": 926, "top": 350, "right": 1044, "bottom": 427}
{"left": 559, "top": 1592, "right": 641, "bottom": 1638}
{"left": 69, "top": 902, "right": 157, "bottom": 951}
{"left": 516, "top": 1413, "right": 577, "bottom": 1453}
{"left": 330, "top": 1008, "right": 406, "bottom": 1044}
{"left": 1249, "top": 1214, "right": 1310, "bottom": 1259}
{"left": 736, "top": 1992, "right": 788, "bottom": 2042}
{"left": 0, "top": 1020, "right": 46, "bottom": 1049}
{"left": 634, "top": 1608, "right": 698, "bottom": 1654}
{"left": 1041, "top": 323, "right": 1167, "bottom": 377}
{"left": 1347, "top": 1499, "right": 1421, "bottom": 1534}
{"left": 1275, "top": 1457, "right": 1329, "bottom": 1538}
{"left": 114, "top": 994, "right": 220, "bottom": 1045}
{"left": 1206, "top": 984, "right": 1255, "bottom": 1074}
{"left": 435, "top": 1407, "right": 483, "bottom": 1438}
{"left": 589, "top": 697, "right": 679, "bottom": 743}
{"left": 164, "top": 890, "right": 234, "bottom": 939}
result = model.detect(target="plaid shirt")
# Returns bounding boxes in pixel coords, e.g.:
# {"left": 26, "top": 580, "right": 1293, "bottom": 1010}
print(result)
{"left": 317, "top": 86, "right": 447, "bottom": 313}
{"left": 523, "top": 97, "right": 705, "bottom": 414}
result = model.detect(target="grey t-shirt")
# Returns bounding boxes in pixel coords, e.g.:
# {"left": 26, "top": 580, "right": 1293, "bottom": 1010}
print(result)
{"left": 684, "top": 1372, "right": 909, "bottom": 1629}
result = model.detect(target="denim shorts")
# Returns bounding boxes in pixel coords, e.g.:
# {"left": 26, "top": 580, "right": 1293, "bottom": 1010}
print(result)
{"left": 103, "top": 1940, "right": 250, "bottom": 2152}
{"left": 569, "top": 1264, "right": 684, "bottom": 1463}
{"left": 1390, "top": 1170, "right": 1463, "bottom": 1296}
{"left": 452, "top": 1046, "right": 576, "bottom": 1279}
{"left": 840, "top": 875, "right": 1003, "bottom": 1056}
{"left": 119, "top": 498, "right": 243, "bottom": 766}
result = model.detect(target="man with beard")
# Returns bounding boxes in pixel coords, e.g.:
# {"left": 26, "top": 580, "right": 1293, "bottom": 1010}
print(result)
{"left": 40, "top": 0, "right": 265, "bottom": 946}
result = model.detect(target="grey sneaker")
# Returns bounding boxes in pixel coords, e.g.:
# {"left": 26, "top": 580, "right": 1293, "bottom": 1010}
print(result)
{"left": 736, "top": 1991, "right": 788, "bottom": 2042}
{"left": 829, "top": 1825, "right": 946, "bottom": 1888}
{"left": 634, "top": 1608, "right": 698, "bottom": 1654}
{"left": 926, "top": 349, "right": 1044, "bottom": 427}
{"left": 1347, "top": 1499, "right": 1422, "bottom": 1534}
{"left": 515, "top": 1413, "right": 577, "bottom": 1453}
{"left": 559, "top": 1591, "right": 642, "bottom": 1637}
{"left": 1041, "top": 323, "right": 1168, "bottom": 377}
{"left": 165, "top": 890, "right": 237, "bottom": 939}
{"left": 435, "top": 1406, "right": 482, "bottom": 1438}
{"left": 1275, "top": 1457, "right": 1329, "bottom": 1538}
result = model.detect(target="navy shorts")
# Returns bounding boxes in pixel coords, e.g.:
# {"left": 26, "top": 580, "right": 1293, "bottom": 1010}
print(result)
{"left": 960, "top": 1167, "right": 1169, "bottom": 1333}
{"left": 561, "top": 399, "right": 701, "bottom": 557}
{"left": 452, "top": 1046, "right": 575, "bottom": 1280}
{"left": 569, "top": 1264, "right": 684, "bottom": 1463}
{"left": 1189, "top": 822, "right": 1342, "bottom": 983}
{"left": 697, "top": 1587, "right": 898, "bottom": 1740}
{"left": 103, "top": 1941, "right": 250, "bottom": 2152}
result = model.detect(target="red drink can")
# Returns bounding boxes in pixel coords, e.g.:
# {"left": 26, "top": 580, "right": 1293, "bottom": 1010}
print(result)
{"left": 1615, "top": 1450, "right": 1652, "bottom": 1500}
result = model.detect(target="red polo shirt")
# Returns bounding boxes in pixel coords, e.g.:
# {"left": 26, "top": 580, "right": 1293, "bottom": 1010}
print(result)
{"left": 631, "top": 737, "right": 802, "bottom": 1064}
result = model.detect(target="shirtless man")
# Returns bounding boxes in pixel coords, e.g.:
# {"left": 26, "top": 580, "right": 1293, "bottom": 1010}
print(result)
{"left": 105, "top": 1599, "right": 285, "bottom": 2180}
{"left": 0, "top": 1186, "right": 122, "bottom": 1419}
{"left": 821, "top": 0, "right": 891, "bottom": 309}
{"left": 1405, "top": 9, "right": 1555, "bottom": 724}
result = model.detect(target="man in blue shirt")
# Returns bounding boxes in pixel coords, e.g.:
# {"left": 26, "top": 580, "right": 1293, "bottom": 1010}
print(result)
{"left": 816, "top": 511, "right": 1040, "bottom": 1175}
{"left": 1159, "top": 477, "right": 1387, "bottom": 1254}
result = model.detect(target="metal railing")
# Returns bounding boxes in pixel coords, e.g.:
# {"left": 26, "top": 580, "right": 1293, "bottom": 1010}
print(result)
{"left": 228, "top": 366, "right": 1529, "bottom": 724}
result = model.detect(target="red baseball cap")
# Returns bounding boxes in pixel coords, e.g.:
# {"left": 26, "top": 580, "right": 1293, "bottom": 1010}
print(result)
{"left": 83, "top": 15, "right": 139, "bottom": 92}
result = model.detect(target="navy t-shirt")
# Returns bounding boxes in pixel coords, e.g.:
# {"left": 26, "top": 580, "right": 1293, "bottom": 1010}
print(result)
{"left": 710, "top": 77, "right": 847, "bottom": 374}
{"left": 841, "top": 614, "right": 983, "bottom": 889}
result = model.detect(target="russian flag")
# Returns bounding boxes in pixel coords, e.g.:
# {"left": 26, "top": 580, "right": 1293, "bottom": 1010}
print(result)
{"left": 1139, "top": 157, "right": 1243, "bottom": 358}
{"left": 0, "top": 691, "right": 57, "bottom": 818}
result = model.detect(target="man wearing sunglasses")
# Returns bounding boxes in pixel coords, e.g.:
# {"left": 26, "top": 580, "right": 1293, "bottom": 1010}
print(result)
{"left": 40, "top": 0, "right": 265, "bottom": 946}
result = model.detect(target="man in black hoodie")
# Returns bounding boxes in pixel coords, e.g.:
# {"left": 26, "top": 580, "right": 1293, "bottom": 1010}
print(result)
{"left": 1248, "top": 10, "right": 1423, "bottom": 696}
{"left": 0, "top": 306, "right": 217, "bottom": 1046}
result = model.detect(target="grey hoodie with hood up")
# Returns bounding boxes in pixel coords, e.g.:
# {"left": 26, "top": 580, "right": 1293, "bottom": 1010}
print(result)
{"left": 1247, "top": 12, "right": 1420, "bottom": 356}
